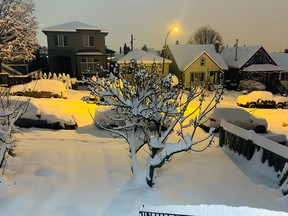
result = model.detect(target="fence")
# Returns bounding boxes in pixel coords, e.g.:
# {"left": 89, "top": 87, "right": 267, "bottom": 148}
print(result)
{"left": 219, "top": 119, "right": 288, "bottom": 194}
{"left": 139, "top": 211, "right": 194, "bottom": 216}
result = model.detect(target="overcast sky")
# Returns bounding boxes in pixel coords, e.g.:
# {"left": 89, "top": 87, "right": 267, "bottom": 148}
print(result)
{"left": 34, "top": 0, "right": 288, "bottom": 53}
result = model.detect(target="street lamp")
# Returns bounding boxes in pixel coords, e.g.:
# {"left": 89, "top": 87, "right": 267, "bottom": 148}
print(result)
{"left": 161, "top": 25, "right": 180, "bottom": 76}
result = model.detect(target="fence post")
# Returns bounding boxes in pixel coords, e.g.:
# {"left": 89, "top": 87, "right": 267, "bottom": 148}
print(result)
{"left": 219, "top": 127, "right": 225, "bottom": 147}
{"left": 246, "top": 139, "right": 255, "bottom": 160}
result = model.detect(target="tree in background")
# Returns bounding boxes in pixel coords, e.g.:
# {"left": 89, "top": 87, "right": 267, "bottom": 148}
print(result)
{"left": 84, "top": 61, "right": 224, "bottom": 187}
{"left": 0, "top": 0, "right": 38, "bottom": 71}
{"left": 188, "top": 26, "right": 224, "bottom": 51}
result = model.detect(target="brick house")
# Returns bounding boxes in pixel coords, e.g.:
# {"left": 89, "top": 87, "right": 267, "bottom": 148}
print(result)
{"left": 42, "top": 21, "right": 108, "bottom": 79}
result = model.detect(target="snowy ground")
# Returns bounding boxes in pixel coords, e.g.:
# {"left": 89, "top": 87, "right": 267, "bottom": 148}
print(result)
{"left": 0, "top": 89, "right": 288, "bottom": 216}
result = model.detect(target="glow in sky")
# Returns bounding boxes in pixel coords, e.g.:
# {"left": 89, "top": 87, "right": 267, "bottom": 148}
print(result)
{"left": 34, "top": 0, "right": 288, "bottom": 53}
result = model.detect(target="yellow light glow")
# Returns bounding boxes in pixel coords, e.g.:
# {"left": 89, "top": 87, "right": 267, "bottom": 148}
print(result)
{"left": 172, "top": 26, "right": 179, "bottom": 33}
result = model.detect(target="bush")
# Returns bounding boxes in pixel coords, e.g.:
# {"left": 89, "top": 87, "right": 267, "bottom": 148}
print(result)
{"left": 238, "top": 80, "right": 266, "bottom": 93}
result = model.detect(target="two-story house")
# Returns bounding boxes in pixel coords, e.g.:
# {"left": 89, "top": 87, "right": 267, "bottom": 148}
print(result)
{"left": 220, "top": 45, "right": 283, "bottom": 91}
{"left": 42, "top": 21, "right": 108, "bottom": 78}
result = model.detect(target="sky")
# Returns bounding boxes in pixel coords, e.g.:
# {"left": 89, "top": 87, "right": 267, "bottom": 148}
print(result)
{"left": 34, "top": 0, "right": 288, "bottom": 53}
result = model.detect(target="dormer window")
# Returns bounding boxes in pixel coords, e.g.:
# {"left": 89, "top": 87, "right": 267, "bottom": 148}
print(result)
{"left": 200, "top": 57, "right": 206, "bottom": 66}
{"left": 54, "top": 35, "right": 68, "bottom": 47}
{"left": 83, "top": 35, "right": 94, "bottom": 47}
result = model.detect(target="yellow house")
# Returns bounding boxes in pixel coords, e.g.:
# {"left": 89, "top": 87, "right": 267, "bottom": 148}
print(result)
{"left": 167, "top": 44, "right": 228, "bottom": 88}
{"left": 117, "top": 48, "right": 171, "bottom": 75}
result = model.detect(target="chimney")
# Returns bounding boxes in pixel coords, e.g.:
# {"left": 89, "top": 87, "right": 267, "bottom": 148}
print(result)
{"left": 235, "top": 39, "right": 238, "bottom": 61}
{"left": 214, "top": 40, "right": 220, "bottom": 53}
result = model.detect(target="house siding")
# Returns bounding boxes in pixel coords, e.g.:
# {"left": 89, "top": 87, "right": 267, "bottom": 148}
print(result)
{"left": 183, "top": 53, "right": 222, "bottom": 88}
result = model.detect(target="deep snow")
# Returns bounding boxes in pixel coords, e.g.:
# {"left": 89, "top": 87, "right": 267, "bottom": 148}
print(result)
{"left": 0, "top": 89, "right": 288, "bottom": 216}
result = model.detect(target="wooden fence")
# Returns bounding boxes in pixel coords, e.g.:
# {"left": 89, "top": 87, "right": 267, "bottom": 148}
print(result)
{"left": 219, "top": 119, "right": 288, "bottom": 195}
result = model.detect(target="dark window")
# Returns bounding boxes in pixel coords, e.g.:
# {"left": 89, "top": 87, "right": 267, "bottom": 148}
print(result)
{"left": 200, "top": 57, "right": 206, "bottom": 66}
{"left": 54, "top": 35, "right": 68, "bottom": 47}
{"left": 83, "top": 35, "right": 95, "bottom": 47}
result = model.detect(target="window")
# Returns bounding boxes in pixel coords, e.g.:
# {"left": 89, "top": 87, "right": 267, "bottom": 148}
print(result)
{"left": 80, "top": 58, "right": 99, "bottom": 74}
{"left": 191, "top": 72, "right": 205, "bottom": 83}
{"left": 83, "top": 35, "right": 95, "bottom": 47}
{"left": 53, "top": 35, "right": 68, "bottom": 47}
{"left": 200, "top": 57, "right": 206, "bottom": 66}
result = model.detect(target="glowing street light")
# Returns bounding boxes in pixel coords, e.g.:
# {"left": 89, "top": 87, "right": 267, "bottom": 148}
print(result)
{"left": 161, "top": 25, "right": 180, "bottom": 76}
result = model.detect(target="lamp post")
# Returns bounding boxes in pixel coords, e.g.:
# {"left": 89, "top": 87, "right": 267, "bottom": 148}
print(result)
{"left": 161, "top": 25, "right": 180, "bottom": 76}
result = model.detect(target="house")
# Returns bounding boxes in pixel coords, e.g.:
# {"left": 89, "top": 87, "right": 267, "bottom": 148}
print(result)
{"left": 220, "top": 45, "right": 284, "bottom": 91}
{"left": 116, "top": 48, "right": 172, "bottom": 75}
{"left": 166, "top": 44, "right": 228, "bottom": 89}
{"left": 270, "top": 52, "right": 288, "bottom": 94}
{"left": 42, "top": 21, "right": 108, "bottom": 79}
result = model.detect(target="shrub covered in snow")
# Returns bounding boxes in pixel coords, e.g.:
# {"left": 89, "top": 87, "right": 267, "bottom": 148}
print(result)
{"left": 238, "top": 79, "right": 266, "bottom": 93}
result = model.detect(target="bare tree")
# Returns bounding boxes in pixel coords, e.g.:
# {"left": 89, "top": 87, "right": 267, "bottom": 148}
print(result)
{"left": 84, "top": 61, "right": 224, "bottom": 187}
{"left": 0, "top": 0, "right": 38, "bottom": 71}
{"left": 188, "top": 26, "right": 224, "bottom": 51}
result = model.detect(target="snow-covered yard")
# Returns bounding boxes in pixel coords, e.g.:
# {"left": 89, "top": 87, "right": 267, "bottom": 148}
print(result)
{"left": 0, "top": 89, "right": 288, "bottom": 216}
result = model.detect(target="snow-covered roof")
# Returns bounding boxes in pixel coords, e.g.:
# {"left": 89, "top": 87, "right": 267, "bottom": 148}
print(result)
{"left": 75, "top": 52, "right": 103, "bottom": 56}
{"left": 117, "top": 49, "right": 172, "bottom": 64}
{"left": 270, "top": 52, "right": 288, "bottom": 72}
{"left": 220, "top": 45, "right": 262, "bottom": 69}
{"left": 42, "top": 21, "right": 108, "bottom": 34}
{"left": 168, "top": 44, "right": 228, "bottom": 71}
{"left": 242, "top": 64, "right": 284, "bottom": 72}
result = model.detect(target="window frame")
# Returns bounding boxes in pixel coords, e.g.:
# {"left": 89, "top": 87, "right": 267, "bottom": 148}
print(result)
{"left": 83, "top": 35, "right": 95, "bottom": 47}
{"left": 53, "top": 35, "right": 68, "bottom": 47}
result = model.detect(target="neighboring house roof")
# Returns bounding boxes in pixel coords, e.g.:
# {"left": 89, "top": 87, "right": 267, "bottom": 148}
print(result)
{"left": 220, "top": 45, "right": 262, "bottom": 68}
{"left": 242, "top": 64, "right": 283, "bottom": 72}
{"left": 117, "top": 48, "right": 171, "bottom": 64}
{"left": 42, "top": 21, "right": 108, "bottom": 34}
{"left": 270, "top": 52, "right": 288, "bottom": 72}
{"left": 168, "top": 44, "right": 228, "bottom": 71}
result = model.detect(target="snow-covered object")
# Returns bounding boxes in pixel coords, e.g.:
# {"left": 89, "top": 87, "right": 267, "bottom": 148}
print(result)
{"left": 201, "top": 107, "right": 267, "bottom": 132}
{"left": 237, "top": 79, "right": 266, "bottom": 92}
{"left": 0, "top": 175, "right": 15, "bottom": 193}
{"left": 10, "top": 97, "right": 77, "bottom": 129}
{"left": 0, "top": 0, "right": 38, "bottom": 62}
{"left": 237, "top": 91, "right": 288, "bottom": 108}
{"left": 10, "top": 80, "right": 68, "bottom": 99}
{"left": 140, "top": 205, "right": 288, "bottom": 216}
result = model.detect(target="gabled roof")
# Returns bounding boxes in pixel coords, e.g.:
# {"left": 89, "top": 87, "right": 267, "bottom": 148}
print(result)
{"left": 242, "top": 64, "right": 283, "bottom": 72}
{"left": 117, "top": 48, "right": 171, "bottom": 64}
{"left": 220, "top": 45, "right": 262, "bottom": 69}
{"left": 270, "top": 52, "right": 288, "bottom": 72}
{"left": 42, "top": 21, "right": 108, "bottom": 34}
{"left": 168, "top": 44, "right": 228, "bottom": 71}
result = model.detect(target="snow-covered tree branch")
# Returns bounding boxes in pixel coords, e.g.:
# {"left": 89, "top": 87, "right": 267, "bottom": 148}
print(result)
{"left": 0, "top": 0, "right": 38, "bottom": 70}
{"left": 0, "top": 88, "right": 29, "bottom": 172}
{"left": 84, "top": 60, "right": 224, "bottom": 187}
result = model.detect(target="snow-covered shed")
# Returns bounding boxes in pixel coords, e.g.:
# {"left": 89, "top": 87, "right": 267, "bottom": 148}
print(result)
{"left": 220, "top": 45, "right": 283, "bottom": 91}
{"left": 116, "top": 48, "right": 172, "bottom": 74}
{"left": 166, "top": 44, "right": 228, "bottom": 89}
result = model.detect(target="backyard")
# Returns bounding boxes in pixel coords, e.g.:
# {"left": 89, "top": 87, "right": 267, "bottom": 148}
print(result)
{"left": 0, "top": 89, "right": 287, "bottom": 216}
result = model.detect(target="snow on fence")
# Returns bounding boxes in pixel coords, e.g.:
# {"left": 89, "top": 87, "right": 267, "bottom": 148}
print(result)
{"left": 139, "top": 211, "right": 194, "bottom": 216}
{"left": 219, "top": 119, "right": 288, "bottom": 195}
